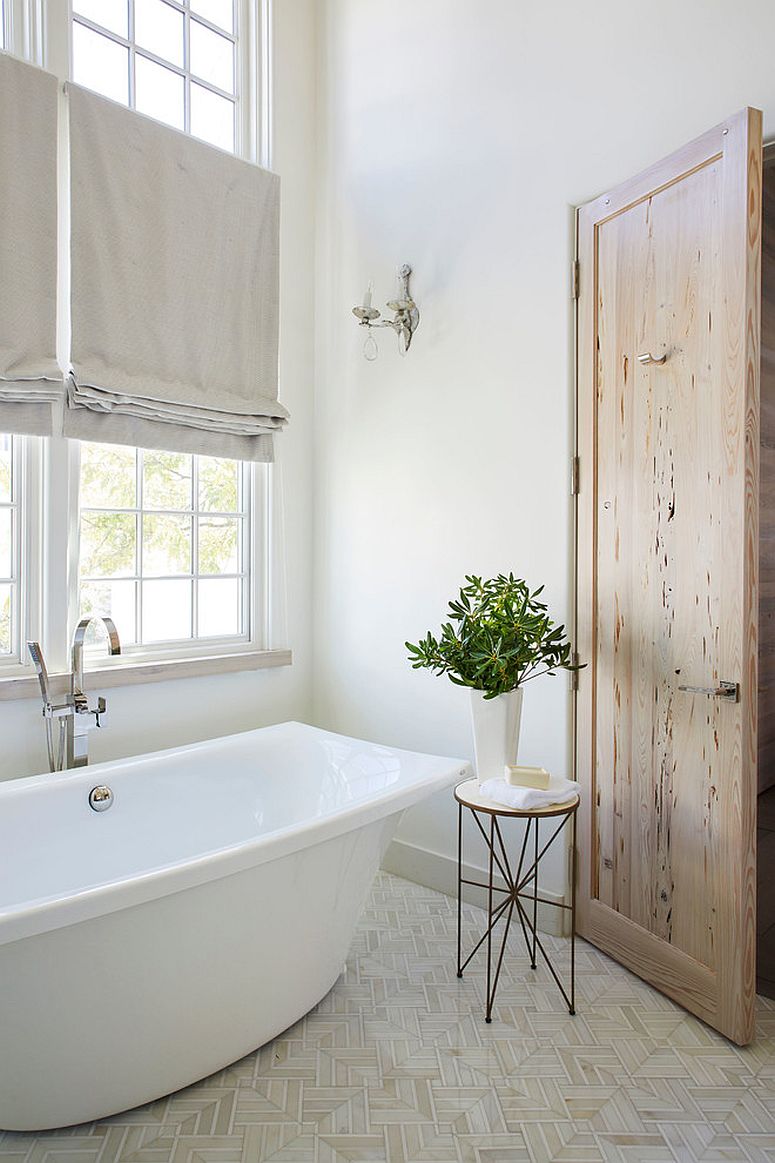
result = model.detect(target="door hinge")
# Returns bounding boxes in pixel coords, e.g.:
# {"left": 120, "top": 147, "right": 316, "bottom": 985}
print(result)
{"left": 571, "top": 259, "right": 580, "bottom": 300}
{"left": 570, "top": 455, "right": 580, "bottom": 495}
{"left": 570, "top": 651, "right": 580, "bottom": 693}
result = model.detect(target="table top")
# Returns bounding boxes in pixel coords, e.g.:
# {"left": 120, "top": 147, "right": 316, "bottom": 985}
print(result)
{"left": 454, "top": 777, "right": 580, "bottom": 818}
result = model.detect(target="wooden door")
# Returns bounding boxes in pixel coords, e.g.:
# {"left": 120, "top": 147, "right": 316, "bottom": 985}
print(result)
{"left": 759, "top": 149, "right": 775, "bottom": 795}
{"left": 576, "top": 108, "right": 762, "bottom": 1045}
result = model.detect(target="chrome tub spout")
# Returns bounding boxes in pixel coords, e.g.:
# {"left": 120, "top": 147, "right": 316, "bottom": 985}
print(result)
{"left": 27, "top": 616, "right": 122, "bottom": 772}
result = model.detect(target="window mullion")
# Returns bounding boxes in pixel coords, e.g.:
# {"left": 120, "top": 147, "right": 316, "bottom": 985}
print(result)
{"left": 183, "top": 5, "right": 190, "bottom": 134}
{"left": 0, "top": 437, "right": 21, "bottom": 663}
{"left": 242, "top": 461, "right": 251, "bottom": 641}
{"left": 70, "top": 13, "right": 131, "bottom": 50}
{"left": 18, "top": 437, "right": 43, "bottom": 665}
{"left": 2, "top": 0, "right": 11, "bottom": 53}
{"left": 41, "top": 436, "right": 79, "bottom": 673}
{"left": 192, "top": 453, "right": 198, "bottom": 638}
{"left": 10, "top": 440, "right": 19, "bottom": 659}
{"left": 41, "top": 0, "right": 70, "bottom": 77}
{"left": 135, "top": 448, "right": 143, "bottom": 646}
{"left": 127, "top": 0, "right": 135, "bottom": 107}
{"left": 257, "top": 0, "right": 270, "bottom": 168}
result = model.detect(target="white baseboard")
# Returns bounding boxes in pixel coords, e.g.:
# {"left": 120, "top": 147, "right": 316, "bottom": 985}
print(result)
{"left": 381, "top": 838, "right": 570, "bottom": 937}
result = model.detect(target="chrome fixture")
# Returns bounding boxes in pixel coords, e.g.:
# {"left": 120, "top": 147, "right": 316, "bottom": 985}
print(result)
{"left": 69, "top": 616, "right": 121, "bottom": 768}
{"left": 88, "top": 784, "right": 114, "bottom": 812}
{"left": 637, "top": 351, "right": 667, "bottom": 366}
{"left": 27, "top": 616, "right": 121, "bottom": 773}
{"left": 678, "top": 679, "right": 739, "bottom": 702}
{"left": 28, "top": 639, "right": 66, "bottom": 774}
{"left": 352, "top": 264, "right": 420, "bottom": 360}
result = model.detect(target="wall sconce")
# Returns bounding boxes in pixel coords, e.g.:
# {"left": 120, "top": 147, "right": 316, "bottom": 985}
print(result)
{"left": 352, "top": 264, "right": 420, "bottom": 361}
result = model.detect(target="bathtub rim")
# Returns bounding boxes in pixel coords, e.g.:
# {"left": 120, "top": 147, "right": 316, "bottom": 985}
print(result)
{"left": 0, "top": 720, "right": 471, "bottom": 948}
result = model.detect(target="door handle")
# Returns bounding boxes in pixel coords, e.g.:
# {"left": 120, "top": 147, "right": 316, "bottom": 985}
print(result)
{"left": 637, "top": 351, "right": 667, "bottom": 366}
{"left": 677, "top": 680, "right": 739, "bottom": 702}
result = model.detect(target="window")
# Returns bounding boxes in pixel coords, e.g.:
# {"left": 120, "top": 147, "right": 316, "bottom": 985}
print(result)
{"left": 66, "top": 0, "right": 263, "bottom": 664}
{"left": 79, "top": 444, "right": 250, "bottom": 649}
{"left": 72, "top": 0, "right": 239, "bottom": 152}
{"left": 0, "top": 0, "right": 275, "bottom": 685}
{"left": 63, "top": 0, "right": 260, "bottom": 660}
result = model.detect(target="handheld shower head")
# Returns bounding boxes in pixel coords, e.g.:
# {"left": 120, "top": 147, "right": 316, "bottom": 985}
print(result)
{"left": 28, "top": 641, "right": 66, "bottom": 773}
{"left": 27, "top": 641, "right": 52, "bottom": 707}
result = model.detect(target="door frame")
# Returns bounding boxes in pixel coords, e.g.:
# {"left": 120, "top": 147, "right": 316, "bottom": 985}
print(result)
{"left": 572, "top": 109, "right": 761, "bottom": 1044}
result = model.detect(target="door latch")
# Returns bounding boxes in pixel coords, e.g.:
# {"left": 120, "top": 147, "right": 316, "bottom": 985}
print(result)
{"left": 677, "top": 680, "right": 739, "bottom": 702}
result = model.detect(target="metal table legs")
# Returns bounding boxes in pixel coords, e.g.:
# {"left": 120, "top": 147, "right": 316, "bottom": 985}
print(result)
{"left": 456, "top": 801, "right": 577, "bottom": 1021}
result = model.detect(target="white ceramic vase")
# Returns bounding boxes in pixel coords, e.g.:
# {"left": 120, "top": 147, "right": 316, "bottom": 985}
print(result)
{"left": 469, "top": 687, "right": 523, "bottom": 785}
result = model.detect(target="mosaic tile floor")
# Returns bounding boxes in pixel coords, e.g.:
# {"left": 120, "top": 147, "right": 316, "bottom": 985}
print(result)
{"left": 2, "top": 871, "right": 775, "bottom": 1163}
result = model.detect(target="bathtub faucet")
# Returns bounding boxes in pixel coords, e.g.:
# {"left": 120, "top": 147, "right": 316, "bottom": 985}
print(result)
{"left": 69, "top": 617, "right": 121, "bottom": 768}
{"left": 27, "top": 616, "right": 121, "bottom": 772}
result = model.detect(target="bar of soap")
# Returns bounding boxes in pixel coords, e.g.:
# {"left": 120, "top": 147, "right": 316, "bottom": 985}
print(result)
{"left": 505, "top": 765, "right": 551, "bottom": 790}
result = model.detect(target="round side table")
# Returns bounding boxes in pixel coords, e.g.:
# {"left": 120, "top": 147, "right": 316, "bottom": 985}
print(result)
{"left": 454, "top": 777, "right": 579, "bottom": 1022}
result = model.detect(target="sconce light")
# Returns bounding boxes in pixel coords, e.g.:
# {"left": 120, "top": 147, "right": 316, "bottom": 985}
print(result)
{"left": 352, "top": 264, "right": 420, "bottom": 361}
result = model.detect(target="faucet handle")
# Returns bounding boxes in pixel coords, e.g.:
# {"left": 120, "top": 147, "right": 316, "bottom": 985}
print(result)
{"left": 95, "top": 695, "right": 107, "bottom": 728}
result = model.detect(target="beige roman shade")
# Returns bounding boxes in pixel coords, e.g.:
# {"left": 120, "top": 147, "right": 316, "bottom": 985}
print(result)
{"left": 0, "top": 52, "right": 62, "bottom": 435}
{"left": 64, "top": 84, "right": 287, "bottom": 461}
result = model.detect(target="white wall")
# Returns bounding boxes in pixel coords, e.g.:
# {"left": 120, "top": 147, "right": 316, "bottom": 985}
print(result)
{"left": 312, "top": 0, "right": 775, "bottom": 895}
{"left": 0, "top": 0, "right": 318, "bottom": 782}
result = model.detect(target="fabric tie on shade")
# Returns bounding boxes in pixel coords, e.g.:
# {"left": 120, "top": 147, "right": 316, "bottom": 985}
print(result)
{"left": 64, "top": 84, "right": 288, "bottom": 462}
{"left": 0, "top": 51, "right": 63, "bottom": 436}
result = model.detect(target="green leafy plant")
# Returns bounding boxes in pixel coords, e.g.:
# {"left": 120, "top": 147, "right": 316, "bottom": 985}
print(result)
{"left": 406, "top": 573, "right": 579, "bottom": 699}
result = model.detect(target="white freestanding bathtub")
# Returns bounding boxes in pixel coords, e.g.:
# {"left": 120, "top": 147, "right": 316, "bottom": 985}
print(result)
{"left": 0, "top": 721, "right": 470, "bottom": 1131}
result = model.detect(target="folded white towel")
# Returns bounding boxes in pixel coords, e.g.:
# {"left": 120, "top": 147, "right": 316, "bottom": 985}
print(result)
{"left": 478, "top": 776, "right": 580, "bottom": 811}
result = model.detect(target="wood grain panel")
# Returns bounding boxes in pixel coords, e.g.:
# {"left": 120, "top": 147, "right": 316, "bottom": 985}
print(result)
{"left": 759, "top": 155, "right": 775, "bottom": 793}
{"left": 576, "top": 109, "right": 761, "bottom": 1045}
{"left": 705, "top": 109, "right": 759, "bottom": 1046}
{"left": 595, "top": 162, "right": 722, "bottom": 970}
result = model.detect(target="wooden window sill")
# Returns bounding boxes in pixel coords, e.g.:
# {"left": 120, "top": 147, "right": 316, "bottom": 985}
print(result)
{"left": 0, "top": 649, "right": 293, "bottom": 702}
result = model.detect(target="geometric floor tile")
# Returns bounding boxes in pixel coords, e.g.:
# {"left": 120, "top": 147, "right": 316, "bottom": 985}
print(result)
{"left": 1, "top": 872, "right": 774, "bottom": 1163}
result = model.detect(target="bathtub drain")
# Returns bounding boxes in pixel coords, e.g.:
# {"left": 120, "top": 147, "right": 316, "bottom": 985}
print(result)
{"left": 89, "top": 785, "right": 114, "bottom": 812}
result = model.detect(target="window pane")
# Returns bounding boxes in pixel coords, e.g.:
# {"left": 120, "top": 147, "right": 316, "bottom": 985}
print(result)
{"left": 73, "top": 0, "right": 128, "bottom": 37}
{"left": 0, "top": 583, "right": 11, "bottom": 654}
{"left": 80, "top": 512, "right": 137, "bottom": 577}
{"left": 76, "top": 451, "right": 249, "bottom": 651}
{"left": 198, "top": 577, "right": 240, "bottom": 637}
{"left": 198, "top": 456, "right": 239, "bottom": 512}
{"left": 143, "top": 450, "right": 192, "bottom": 510}
{"left": 190, "top": 20, "right": 234, "bottom": 92}
{"left": 0, "top": 509, "right": 11, "bottom": 578}
{"left": 135, "top": 54, "right": 185, "bottom": 130}
{"left": 80, "top": 442, "right": 136, "bottom": 509}
{"left": 197, "top": 516, "right": 239, "bottom": 574}
{"left": 143, "top": 579, "right": 191, "bottom": 641}
{"left": 135, "top": 0, "right": 184, "bottom": 67}
{"left": 143, "top": 514, "right": 191, "bottom": 575}
{"left": 81, "top": 580, "right": 137, "bottom": 645}
{"left": 0, "top": 435, "right": 11, "bottom": 503}
{"left": 72, "top": 21, "right": 130, "bottom": 105}
{"left": 190, "top": 0, "right": 234, "bottom": 34}
{"left": 190, "top": 83, "right": 234, "bottom": 152}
